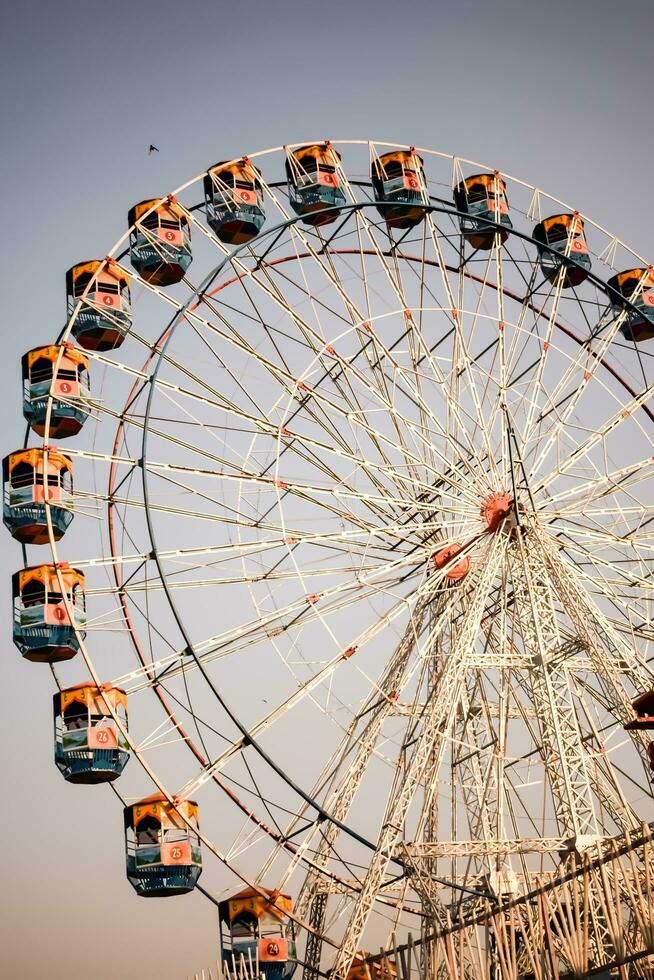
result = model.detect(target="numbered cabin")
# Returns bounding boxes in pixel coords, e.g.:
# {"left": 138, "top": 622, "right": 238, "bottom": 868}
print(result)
{"left": 128, "top": 198, "right": 192, "bottom": 286}
{"left": 371, "top": 149, "right": 427, "bottom": 230}
{"left": 22, "top": 344, "right": 90, "bottom": 438}
{"left": 608, "top": 268, "right": 654, "bottom": 342}
{"left": 12, "top": 563, "right": 86, "bottom": 662}
{"left": 3, "top": 448, "right": 73, "bottom": 543}
{"left": 124, "top": 795, "right": 202, "bottom": 897}
{"left": 533, "top": 213, "right": 591, "bottom": 288}
{"left": 286, "top": 143, "right": 345, "bottom": 227}
{"left": 204, "top": 159, "right": 265, "bottom": 245}
{"left": 219, "top": 887, "right": 297, "bottom": 980}
{"left": 454, "top": 173, "right": 512, "bottom": 250}
{"left": 66, "top": 260, "right": 131, "bottom": 351}
{"left": 54, "top": 683, "right": 129, "bottom": 783}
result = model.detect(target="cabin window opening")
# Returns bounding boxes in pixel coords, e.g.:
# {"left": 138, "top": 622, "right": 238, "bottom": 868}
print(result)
{"left": 21, "top": 580, "right": 46, "bottom": 607}
{"left": 97, "top": 281, "right": 120, "bottom": 295}
{"left": 382, "top": 160, "right": 404, "bottom": 180}
{"left": 73, "top": 273, "right": 95, "bottom": 297}
{"left": 300, "top": 155, "right": 317, "bottom": 175}
{"left": 160, "top": 217, "right": 181, "bottom": 231}
{"left": 214, "top": 170, "right": 236, "bottom": 189}
{"left": 232, "top": 917, "right": 257, "bottom": 940}
{"left": 63, "top": 701, "right": 88, "bottom": 730}
{"left": 29, "top": 358, "right": 54, "bottom": 385}
{"left": 546, "top": 223, "right": 568, "bottom": 244}
{"left": 140, "top": 214, "right": 160, "bottom": 232}
{"left": 466, "top": 182, "right": 488, "bottom": 204}
{"left": 71, "top": 583, "right": 85, "bottom": 610}
{"left": 621, "top": 277, "right": 640, "bottom": 296}
{"left": 10, "top": 462, "right": 34, "bottom": 489}
{"left": 54, "top": 367, "right": 78, "bottom": 383}
{"left": 31, "top": 470, "right": 64, "bottom": 488}
{"left": 136, "top": 815, "right": 161, "bottom": 846}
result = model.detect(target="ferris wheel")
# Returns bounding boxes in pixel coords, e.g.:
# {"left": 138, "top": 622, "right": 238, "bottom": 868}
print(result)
{"left": 5, "top": 140, "right": 654, "bottom": 980}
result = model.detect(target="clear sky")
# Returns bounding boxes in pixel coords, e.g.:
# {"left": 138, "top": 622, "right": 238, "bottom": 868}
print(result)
{"left": 1, "top": 1, "right": 653, "bottom": 977}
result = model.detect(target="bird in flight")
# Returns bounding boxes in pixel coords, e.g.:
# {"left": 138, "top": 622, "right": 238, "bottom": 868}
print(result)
{"left": 148, "top": 144, "right": 159, "bottom": 155}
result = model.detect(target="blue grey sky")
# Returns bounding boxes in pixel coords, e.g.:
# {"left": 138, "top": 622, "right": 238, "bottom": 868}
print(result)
{"left": 1, "top": 1, "right": 653, "bottom": 977}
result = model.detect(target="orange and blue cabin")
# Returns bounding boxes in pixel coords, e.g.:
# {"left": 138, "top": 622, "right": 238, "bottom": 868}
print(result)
{"left": 54, "top": 683, "right": 129, "bottom": 783}
{"left": 533, "top": 213, "right": 591, "bottom": 288}
{"left": 285, "top": 143, "right": 345, "bottom": 228}
{"left": 624, "top": 690, "right": 654, "bottom": 731}
{"left": 128, "top": 198, "right": 192, "bottom": 286}
{"left": 219, "top": 887, "right": 297, "bottom": 980}
{"left": 3, "top": 448, "right": 73, "bottom": 544}
{"left": 124, "top": 794, "right": 202, "bottom": 897}
{"left": 66, "top": 260, "right": 131, "bottom": 351}
{"left": 12, "top": 563, "right": 86, "bottom": 662}
{"left": 22, "top": 344, "right": 90, "bottom": 438}
{"left": 371, "top": 150, "right": 427, "bottom": 231}
{"left": 204, "top": 159, "right": 265, "bottom": 245}
{"left": 453, "top": 173, "right": 512, "bottom": 250}
{"left": 608, "top": 268, "right": 654, "bottom": 342}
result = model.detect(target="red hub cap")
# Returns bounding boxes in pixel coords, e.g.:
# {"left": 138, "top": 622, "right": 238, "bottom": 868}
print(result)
{"left": 481, "top": 492, "right": 514, "bottom": 532}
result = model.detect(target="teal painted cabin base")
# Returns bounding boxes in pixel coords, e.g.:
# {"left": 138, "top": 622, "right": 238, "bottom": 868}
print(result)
{"left": 130, "top": 240, "right": 192, "bottom": 286}
{"left": 618, "top": 318, "right": 654, "bottom": 342}
{"left": 71, "top": 307, "right": 131, "bottom": 352}
{"left": 289, "top": 185, "right": 345, "bottom": 227}
{"left": 14, "top": 622, "right": 82, "bottom": 662}
{"left": 459, "top": 205, "right": 512, "bottom": 248}
{"left": 375, "top": 177, "right": 426, "bottom": 230}
{"left": 4, "top": 501, "right": 73, "bottom": 543}
{"left": 126, "top": 855, "right": 202, "bottom": 897}
{"left": 24, "top": 394, "right": 88, "bottom": 438}
{"left": 614, "top": 301, "right": 654, "bottom": 342}
{"left": 539, "top": 246, "right": 591, "bottom": 287}
{"left": 55, "top": 745, "right": 129, "bottom": 783}
{"left": 207, "top": 203, "right": 265, "bottom": 245}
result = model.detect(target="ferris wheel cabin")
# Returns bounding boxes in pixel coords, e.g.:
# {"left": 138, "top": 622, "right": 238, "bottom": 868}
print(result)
{"left": 454, "top": 172, "right": 512, "bottom": 250}
{"left": 533, "top": 213, "right": 592, "bottom": 288}
{"left": 371, "top": 149, "right": 427, "bottom": 230}
{"left": 12, "top": 563, "right": 86, "bottom": 662}
{"left": 219, "top": 887, "right": 297, "bottom": 980}
{"left": 204, "top": 159, "right": 265, "bottom": 245}
{"left": 128, "top": 198, "right": 192, "bottom": 286}
{"left": 54, "top": 683, "right": 129, "bottom": 784}
{"left": 124, "top": 795, "right": 202, "bottom": 897}
{"left": 3, "top": 448, "right": 73, "bottom": 543}
{"left": 22, "top": 344, "right": 90, "bottom": 438}
{"left": 66, "top": 260, "right": 131, "bottom": 351}
{"left": 286, "top": 143, "right": 345, "bottom": 227}
{"left": 608, "top": 268, "right": 654, "bottom": 342}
